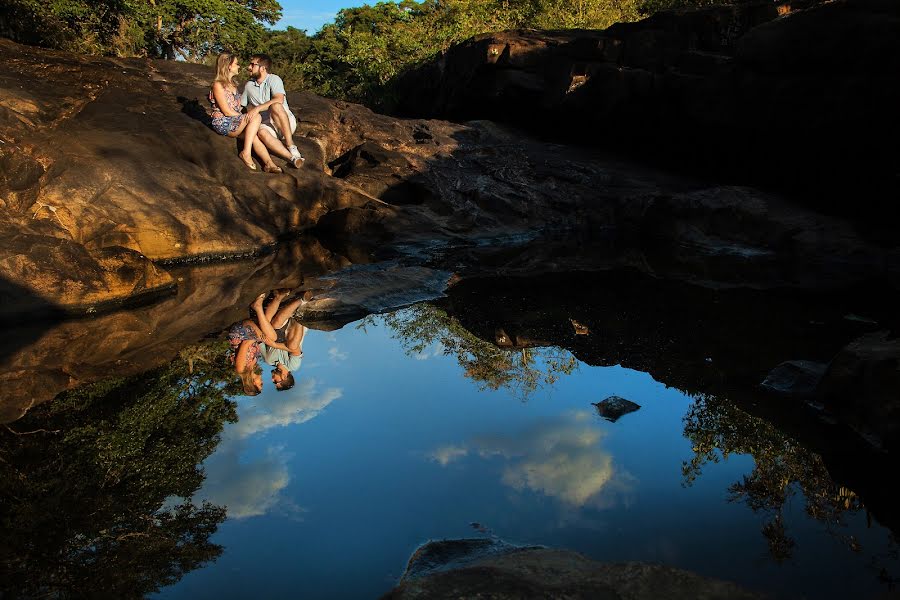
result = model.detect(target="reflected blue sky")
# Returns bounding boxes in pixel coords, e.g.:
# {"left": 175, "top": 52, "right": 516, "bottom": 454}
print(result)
{"left": 155, "top": 316, "right": 897, "bottom": 599}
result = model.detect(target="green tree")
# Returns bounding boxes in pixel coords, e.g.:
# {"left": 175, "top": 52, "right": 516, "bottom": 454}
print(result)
{"left": 0, "top": 0, "right": 281, "bottom": 58}
{"left": 0, "top": 341, "right": 238, "bottom": 597}
{"left": 136, "top": 0, "right": 283, "bottom": 59}
{"left": 368, "top": 303, "right": 578, "bottom": 399}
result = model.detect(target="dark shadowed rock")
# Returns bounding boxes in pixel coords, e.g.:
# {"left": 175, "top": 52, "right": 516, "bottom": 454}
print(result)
{"left": 760, "top": 360, "right": 827, "bottom": 398}
{"left": 384, "top": 540, "right": 764, "bottom": 599}
{"left": 593, "top": 395, "right": 641, "bottom": 422}
{"left": 818, "top": 331, "right": 900, "bottom": 450}
{"left": 394, "top": 0, "right": 900, "bottom": 217}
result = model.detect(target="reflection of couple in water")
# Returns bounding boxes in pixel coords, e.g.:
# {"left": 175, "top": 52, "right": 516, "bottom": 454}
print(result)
{"left": 228, "top": 289, "right": 310, "bottom": 396}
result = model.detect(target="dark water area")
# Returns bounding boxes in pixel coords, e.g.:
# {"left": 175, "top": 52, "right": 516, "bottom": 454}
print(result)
{"left": 1, "top": 268, "right": 899, "bottom": 599}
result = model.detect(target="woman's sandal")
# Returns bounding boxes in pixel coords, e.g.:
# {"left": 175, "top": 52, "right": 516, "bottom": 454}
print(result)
{"left": 239, "top": 153, "right": 257, "bottom": 170}
{"left": 264, "top": 163, "right": 283, "bottom": 174}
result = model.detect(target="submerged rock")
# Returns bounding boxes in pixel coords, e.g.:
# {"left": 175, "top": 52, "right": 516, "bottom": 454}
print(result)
{"left": 385, "top": 540, "right": 763, "bottom": 599}
{"left": 593, "top": 395, "right": 641, "bottom": 422}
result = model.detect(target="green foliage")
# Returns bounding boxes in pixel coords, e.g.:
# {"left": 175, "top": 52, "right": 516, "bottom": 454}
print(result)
{"left": 681, "top": 393, "right": 876, "bottom": 563}
{"left": 0, "top": 0, "right": 282, "bottom": 58}
{"left": 259, "top": 0, "right": 646, "bottom": 107}
{"left": 0, "top": 340, "right": 238, "bottom": 597}
{"left": 369, "top": 303, "right": 578, "bottom": 399}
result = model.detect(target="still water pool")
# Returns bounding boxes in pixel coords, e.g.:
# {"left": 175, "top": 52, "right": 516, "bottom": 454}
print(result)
{"left": 150, "top": 308, "right": 897, "bottom": 600}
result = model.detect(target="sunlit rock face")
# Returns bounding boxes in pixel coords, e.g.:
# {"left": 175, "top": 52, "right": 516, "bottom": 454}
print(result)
{"left": 394, "top": 0, "right": 900, "bottom": 213}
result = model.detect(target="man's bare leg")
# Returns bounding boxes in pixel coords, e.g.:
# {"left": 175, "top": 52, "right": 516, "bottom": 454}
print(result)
{"left": 269, "top": 104, "right": 295, "bottom": 146}
{"left": 271, "top": 297, "right": 304, "bottom": 328}
{"left": 285, "top": 322, "right": 307, "bottom": 354}
{"left": 270, "top": 103, "right": 303, "bottom": 164}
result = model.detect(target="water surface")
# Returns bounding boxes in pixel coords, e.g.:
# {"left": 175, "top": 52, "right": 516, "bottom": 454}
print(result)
{"left": 142, "top": 307, "right": 899, "bottom": 599}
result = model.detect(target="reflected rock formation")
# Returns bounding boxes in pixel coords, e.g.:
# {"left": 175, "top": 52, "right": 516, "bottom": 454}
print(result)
{"left": 0, "top": 237, "right": 347, "bottom": 422}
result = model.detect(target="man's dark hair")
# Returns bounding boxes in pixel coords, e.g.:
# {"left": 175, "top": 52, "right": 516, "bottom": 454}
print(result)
{"left": 252, "top": 53, "right": 273, "bottom": 71}
{"left": 275, "top": 371, "right": 295, "bottom": 392}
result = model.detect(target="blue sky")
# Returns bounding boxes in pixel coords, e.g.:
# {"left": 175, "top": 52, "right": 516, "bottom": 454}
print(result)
{"left": 275, "top": 0, "right": 353, "bottom": 33}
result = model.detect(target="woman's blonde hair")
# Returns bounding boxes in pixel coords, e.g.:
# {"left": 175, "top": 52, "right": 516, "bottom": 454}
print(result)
{"left": 238, "top": 365, "right": 261, "bottom": 396}
{"left": 213, "top": 52, "right": 238, "bottom": 87}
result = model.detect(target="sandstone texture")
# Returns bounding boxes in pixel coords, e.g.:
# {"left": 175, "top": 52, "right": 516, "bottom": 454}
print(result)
{"left": 395, "top": 0, "right": 900, "bottom": 214}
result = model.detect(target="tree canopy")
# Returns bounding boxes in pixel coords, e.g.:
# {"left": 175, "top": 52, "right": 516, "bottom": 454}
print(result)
{"left": 0, "top": 0, "right": 282, "bottom": 58}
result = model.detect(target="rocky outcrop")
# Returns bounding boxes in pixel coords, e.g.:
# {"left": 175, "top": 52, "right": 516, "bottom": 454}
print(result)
{"left": 0, "top": 237, "right": 349, "bottom": 422}
{"left": 384, "top": 539, "right": 763, "bottom": 599}
{"left": 394, "top": 0, "right": 900, "bottom": 214}
{"left": 2, "top": 34, "right": 899, "bottom": 320}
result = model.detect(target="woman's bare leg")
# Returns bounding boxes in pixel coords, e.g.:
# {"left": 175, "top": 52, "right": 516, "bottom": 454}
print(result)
{"left": 251, "top": 135, "right": 275, "bottom": 167}
{"left": 250, "top": 294, "right": 278, "bottom": 343}
{"left": 230, "top": 113, "right": 260, "bottom": 167}
{"left": 265, "top": 289, "right": 288, "bottom": 323}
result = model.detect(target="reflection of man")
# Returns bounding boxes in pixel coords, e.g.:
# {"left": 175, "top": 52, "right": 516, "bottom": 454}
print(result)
{"left": 260, "top": 321, "right": 307, "bottom": 392}
{"left": 242, "top": 53, "right": 304, "bottom": 168}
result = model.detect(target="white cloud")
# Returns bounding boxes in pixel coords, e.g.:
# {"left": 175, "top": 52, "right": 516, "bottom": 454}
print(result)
{"left": 195, "top": 379, "right": 342, "bottom": 519}
{"left": 232, "top": 378, "right": 342, "bottom": 439}
{"left": 198, "top": 442, "right": 290, "bottom": 519}
{"left": 429, "top": 411, "right": 632, "bottom": 508}
{"left": 328, "top": 347, "right": 348, "bottom": 361}
{"left": 429, "top": 444, "right": 469, "bottom": 466}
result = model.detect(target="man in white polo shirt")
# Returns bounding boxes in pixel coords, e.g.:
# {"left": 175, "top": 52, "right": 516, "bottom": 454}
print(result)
{"left": 242, "top": 54, "right": 304, "bottom": 168}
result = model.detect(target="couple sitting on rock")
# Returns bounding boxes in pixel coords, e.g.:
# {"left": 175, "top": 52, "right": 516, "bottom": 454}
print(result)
{"left": 228, "top": 289, "right": 310, "bottom": 395}
{"left": 209, "top": 52, "right": 305, "bottom": 173}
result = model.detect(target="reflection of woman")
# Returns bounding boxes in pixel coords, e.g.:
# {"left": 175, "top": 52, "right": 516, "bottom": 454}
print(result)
{"left": 209, "top": 52, "right": 282, "bottom": 173}
{"left": 227, "top": 294, "right": 279, "bottom": 395}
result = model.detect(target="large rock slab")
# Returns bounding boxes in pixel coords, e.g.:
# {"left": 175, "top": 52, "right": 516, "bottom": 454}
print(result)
{"left": 385, "top": 540, "right": 763, "bottom": 599}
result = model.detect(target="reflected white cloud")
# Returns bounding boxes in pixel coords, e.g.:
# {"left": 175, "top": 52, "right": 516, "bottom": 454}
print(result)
{"left": 328, "top": 347, "right": 348, "bottom": 361}
{"left": 232, "top": 378, "right": 342, "bottom": 438}
{"left": 431, "top": 411, "right": 631, "bottom": 508}
{"left": 200, "top": 443, "right": 290, "bottom": 519}
{"left": 197, "top": 378, "right": 342, "bottom": 519}
{"left": 429, "top": 444, "right": 469, "bottom": 465}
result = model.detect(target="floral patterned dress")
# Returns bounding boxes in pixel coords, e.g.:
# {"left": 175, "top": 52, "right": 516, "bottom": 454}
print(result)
{"left": 209, "top": 86, "right": 245, "bottom": 135}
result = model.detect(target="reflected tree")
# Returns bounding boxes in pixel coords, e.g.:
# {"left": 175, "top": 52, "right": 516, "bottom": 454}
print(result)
{"left": 0, "top": 341, "right": 237, "bottom": 598}
{"left": 682, "top": 393, "right": 893, "bottom": 569}
{"left": 369, "top": 304, "right": 577, "bottom": 399}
